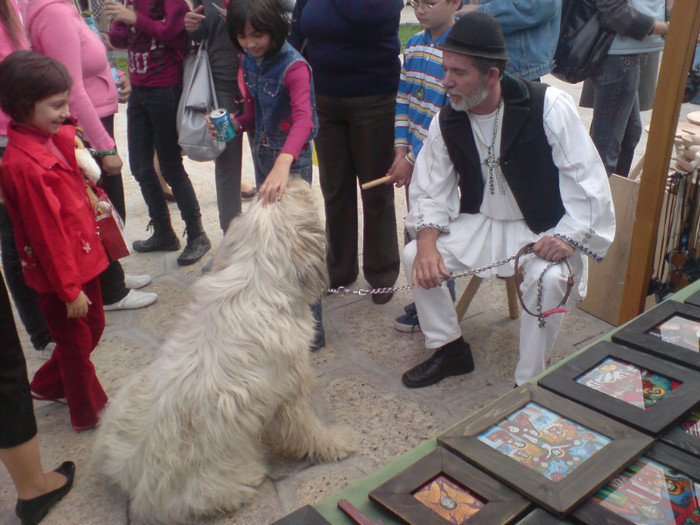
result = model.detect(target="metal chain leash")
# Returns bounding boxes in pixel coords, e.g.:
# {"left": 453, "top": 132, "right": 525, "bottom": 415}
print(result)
{"left": 327, "top": 243, "right": 575, "bottom": 328}
{"left": 326, "top": 253, "right": 519, "bottom": 297}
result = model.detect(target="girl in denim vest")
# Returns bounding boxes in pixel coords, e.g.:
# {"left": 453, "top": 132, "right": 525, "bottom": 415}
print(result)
{"left": 225, "top": 0, "right": 318, "bottom": 206}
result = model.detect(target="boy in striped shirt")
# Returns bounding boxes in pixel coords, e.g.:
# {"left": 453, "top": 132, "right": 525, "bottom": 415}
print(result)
{"left": 388, "top": 0, "right": 460, "bottom": 332}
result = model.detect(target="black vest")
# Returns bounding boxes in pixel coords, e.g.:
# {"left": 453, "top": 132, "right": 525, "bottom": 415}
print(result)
{"left": 438, "top": 76, "right": 565, "bottom": 234}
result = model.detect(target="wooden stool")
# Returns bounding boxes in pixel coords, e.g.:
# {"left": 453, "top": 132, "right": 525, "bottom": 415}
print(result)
{"left": 455, "top": 275, "right": 520, "bottom": 322}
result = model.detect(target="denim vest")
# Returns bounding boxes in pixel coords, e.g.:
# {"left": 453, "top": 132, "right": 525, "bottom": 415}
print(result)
{"left": 242, "top": 41, "right": 318, "bottom": 150}
{"left": 478, "top": 1, "right": 561, "bottom": 81}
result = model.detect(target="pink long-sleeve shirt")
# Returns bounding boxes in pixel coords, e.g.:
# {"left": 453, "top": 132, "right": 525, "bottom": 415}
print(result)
{"left": 106, "top": 0, "right": 189, "bottom": 88}
{"left": 236, "top": 61, "right": 314, "bottom": 161}
{"left": 0, "top": 0, "right": 29, "bottom": 137}
{"left": 22, "top": 0, "right": 118, "bottom": 151}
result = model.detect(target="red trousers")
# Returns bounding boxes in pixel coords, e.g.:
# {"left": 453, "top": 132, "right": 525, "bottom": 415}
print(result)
{"left": 31, "top": 277, "right": 108, "bottom": 430}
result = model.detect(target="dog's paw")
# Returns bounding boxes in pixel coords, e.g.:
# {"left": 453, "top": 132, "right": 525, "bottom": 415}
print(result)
{"left": 310, "top": 425, "right": 357, "bottom": 463}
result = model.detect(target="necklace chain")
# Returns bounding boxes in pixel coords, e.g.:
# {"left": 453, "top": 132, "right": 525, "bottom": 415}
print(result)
{"left": 481, "top": 102, "right": 503, "bottom": 195}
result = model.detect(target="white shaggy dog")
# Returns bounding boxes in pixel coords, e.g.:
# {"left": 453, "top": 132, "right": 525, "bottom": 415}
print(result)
{"left": 92, "top": 179, "right": 355, "bottom": 524}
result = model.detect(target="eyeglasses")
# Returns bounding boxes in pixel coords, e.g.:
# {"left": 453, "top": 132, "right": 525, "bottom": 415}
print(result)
{"left": 406, "top": 0, "right": 444, "bottom": 10}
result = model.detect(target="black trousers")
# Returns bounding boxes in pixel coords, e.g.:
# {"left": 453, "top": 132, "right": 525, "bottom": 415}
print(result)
{"left": 0, "top": 268, "right": 37, "bottom": 448}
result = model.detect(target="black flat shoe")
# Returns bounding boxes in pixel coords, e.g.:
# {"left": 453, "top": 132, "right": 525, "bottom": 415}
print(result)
{"left": 402, "top": 339, "right": 474, "bottom": 388}
{"left": 16, "top": 461, "right": 75, "bottom": 525}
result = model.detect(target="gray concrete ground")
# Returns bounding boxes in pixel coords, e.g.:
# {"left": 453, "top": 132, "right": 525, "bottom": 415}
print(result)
{"left": 1, "top": 9, "right": 697, "bottom": 525}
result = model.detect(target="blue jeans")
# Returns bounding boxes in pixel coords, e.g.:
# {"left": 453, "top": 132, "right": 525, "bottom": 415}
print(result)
{"left": 252, "top": 140, "right": 313, "bottom": 188}
{"left": 127, "top": 84, "right": 202, "bottom": 224}
{"left": 589, "top": 54, "right": 643, "bottom": 177}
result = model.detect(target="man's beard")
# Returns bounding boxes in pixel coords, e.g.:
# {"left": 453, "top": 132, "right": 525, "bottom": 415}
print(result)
{"left": 448, "top": 76, "right": 488, "bottom": 112}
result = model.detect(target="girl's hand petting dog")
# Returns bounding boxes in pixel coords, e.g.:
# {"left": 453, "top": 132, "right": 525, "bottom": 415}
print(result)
{"left": 259, "top": 153, "right": 293, "bottom": 205}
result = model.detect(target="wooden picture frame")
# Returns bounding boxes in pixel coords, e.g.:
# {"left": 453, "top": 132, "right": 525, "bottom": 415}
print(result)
{"left": 572, "top": 442, "right": 700, "bottom": 524}
{"left": 612, "top": 300, "right": 700, "bottom": 370}
{"left": 270, "top": 505, "right": 331, "bottom": 525}
{"left": 516, "top": 508, "right": 572, "bottom": 524}
{"left": 660, "top": 402, "right": 700, "bottom": 458}
{"left": 537, "top": 340, "right": 700, "bottom": 435}
{"left": 684, "top": 287, "right": 700, "bottom": 308}
{"left": 368, "top": 447, "right": 531, "bottom": 525}
{"left": 437, "top": 384, "right": 653, "bottom": 517}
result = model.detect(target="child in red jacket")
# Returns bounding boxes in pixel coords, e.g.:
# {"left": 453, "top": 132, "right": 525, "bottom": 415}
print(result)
{"left": 0, "top": 50, "right": 109, "bottom": 431}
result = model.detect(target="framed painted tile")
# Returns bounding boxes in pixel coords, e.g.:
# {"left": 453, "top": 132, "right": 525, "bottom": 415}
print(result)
{"left": 369, "top": 447, "right": 531, "bottom": 525}
{"left": 572, "top": 442, "right": 700, "bottom": 524}
{"left": 537, "top": 340, "right": 700, "bottom": 435}
{"left": 437, "top": 384, "right": 653, "bottom": 517}
{"left": 612, "top": 300, "right": 700, "bottom": 370}
{"left": 661, "top": 403, "right": 700, "bottom": 459}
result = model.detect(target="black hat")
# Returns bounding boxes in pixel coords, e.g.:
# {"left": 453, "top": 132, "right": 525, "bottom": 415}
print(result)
{"left": 438, "top": 11, "right": 509, "bottom": 61}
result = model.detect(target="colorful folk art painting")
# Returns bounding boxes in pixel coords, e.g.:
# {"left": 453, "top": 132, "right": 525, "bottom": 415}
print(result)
{"left": 679, "top": 409, "right": 700, "bottom": 438}
{"left": 477, "top": 403, "right": 610, "bottom": 483}
{"left": 647, "top": 315, "right": 700, "bottom": 352}
{"left": 412, "top": 474, "right": 485, "bottom": 524}
{"left": 593, "top": 457, "right": 700, "bottom": 524}
{"left": 576, "top": 357, "right": 682, "bottom": 410}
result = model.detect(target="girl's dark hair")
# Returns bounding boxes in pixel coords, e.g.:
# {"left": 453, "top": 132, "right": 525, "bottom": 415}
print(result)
{"left": 0, "top": 0, "right": 23, "bottom": 50}
{"left": 226, "top": 0, "right": 289, "bottom": 57}
{"left": 0, "top": 50, "right": 73, "bottom": 123}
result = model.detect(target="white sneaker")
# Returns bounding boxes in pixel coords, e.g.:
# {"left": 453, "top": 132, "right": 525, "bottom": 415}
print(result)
{"left": 124, "top": 273, "right": 152, "bottom": 289}
{"left": 104, "top": 289, "right": 158, "bottom": 311}
{"left": 36, "top": 341, "right": 56, "bottom": 360}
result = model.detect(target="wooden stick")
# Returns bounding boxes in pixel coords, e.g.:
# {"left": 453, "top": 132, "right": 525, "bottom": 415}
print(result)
{"left": 361, "top": 176, "right": 391, "bottom": 190}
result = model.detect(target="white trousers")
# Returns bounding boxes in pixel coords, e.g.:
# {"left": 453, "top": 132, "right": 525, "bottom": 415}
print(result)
{"left": 403, "top": 240, "right": 570, "bottom": 385}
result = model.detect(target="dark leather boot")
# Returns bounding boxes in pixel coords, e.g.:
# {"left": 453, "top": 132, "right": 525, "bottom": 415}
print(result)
{"left": 132, "top": 218, "right": 180, "bottom": 253}
{"left": 402, "top": 338, "right": 474, "bottom": 388}
{"left": 177, "top": 218, "right": 211, "bottom": 266}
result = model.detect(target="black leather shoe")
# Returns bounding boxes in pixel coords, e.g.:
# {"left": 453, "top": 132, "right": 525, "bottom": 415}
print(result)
{"left": 177, "top": 231, "right": 211, "bottom": 266}
{"left": 371, "top": 291, "right": 394, "bottom": 305}
{"left": 16, "top": 461, "right": 75, "bottom": 525}
{"left": 402, "top": 339, "right": 474, "bottom": 388}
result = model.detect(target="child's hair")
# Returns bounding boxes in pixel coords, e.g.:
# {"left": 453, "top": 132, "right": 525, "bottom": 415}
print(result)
{"left": 0, "top": 50, "right": 73, "bottom": 123}
{"left": 226, "top": 0, "right": 289, "bottom": 57}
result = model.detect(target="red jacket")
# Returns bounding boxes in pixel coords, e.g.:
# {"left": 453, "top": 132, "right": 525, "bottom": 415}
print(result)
{"left": 0, "top": 123, "right": 108, "bottom": 302}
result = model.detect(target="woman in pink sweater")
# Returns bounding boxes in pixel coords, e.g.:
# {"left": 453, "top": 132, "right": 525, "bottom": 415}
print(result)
{"left": 22, "top": 0, "right": 158, "bottom": 311}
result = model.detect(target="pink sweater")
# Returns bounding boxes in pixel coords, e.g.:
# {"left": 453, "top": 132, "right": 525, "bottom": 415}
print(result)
{"left": 22, "top": 0, "right": 118, "bottom": 150}
{"left": 0, "top": 0, "right": 29, "bottom": 137}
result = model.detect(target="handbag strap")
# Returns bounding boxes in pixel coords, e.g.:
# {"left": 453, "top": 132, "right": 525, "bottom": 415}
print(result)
{"left": 182, "top": 39, "right": 219, "bottom": 111}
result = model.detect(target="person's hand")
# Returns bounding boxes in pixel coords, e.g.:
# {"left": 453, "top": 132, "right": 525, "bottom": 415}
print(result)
{"left": 184, "top": 5, "right": 205, "bottom": 32}
{"left": 258, "top": 153, "right": 293, "bottom": 205}
{"left": 103, "top": 2, "right": 137, "bottom": 25}
{"left": 532, "top": 235, "right": 575, "bottom": 262}
{"left": 652, "top": 20, "right": 668, "bottom": 36}
{"left": 412, "top": 228, "right": 450, "bottom": 289}
{"left": 66, "top": 290, "right": 91, "bottom": 318}
{"left": 386, "top": 149, "right": 414, "bottom": 188}
{"left": 100, "top": 154, "right": 123, "bottom": 175}
{"left": 117, "top": 75, "right": 131, "bottom": 102}
{"left": 455, "top": 3, "right": 477, "bottom": 17}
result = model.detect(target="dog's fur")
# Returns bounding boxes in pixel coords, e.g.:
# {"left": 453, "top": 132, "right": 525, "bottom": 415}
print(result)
{"left": 92, "top": 180, "right": 355, "bottom": 524}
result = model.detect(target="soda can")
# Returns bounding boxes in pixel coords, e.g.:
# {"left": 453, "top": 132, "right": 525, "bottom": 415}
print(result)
{"left": 210, "top": 108, "right": 235, "bottom": 142}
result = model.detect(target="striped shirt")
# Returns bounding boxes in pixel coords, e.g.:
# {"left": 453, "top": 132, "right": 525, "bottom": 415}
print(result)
{"left": 395, "top": 29, "right": 450, "bottom": 164}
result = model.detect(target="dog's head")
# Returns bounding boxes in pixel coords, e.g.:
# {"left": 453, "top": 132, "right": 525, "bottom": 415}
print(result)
{"left": 211, "top": 178, "right": 328, "bottom": 303}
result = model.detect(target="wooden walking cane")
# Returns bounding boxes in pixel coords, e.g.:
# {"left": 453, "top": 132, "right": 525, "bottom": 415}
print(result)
{"left": 361, "top": 176, "right": 391, "bottom": 190}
